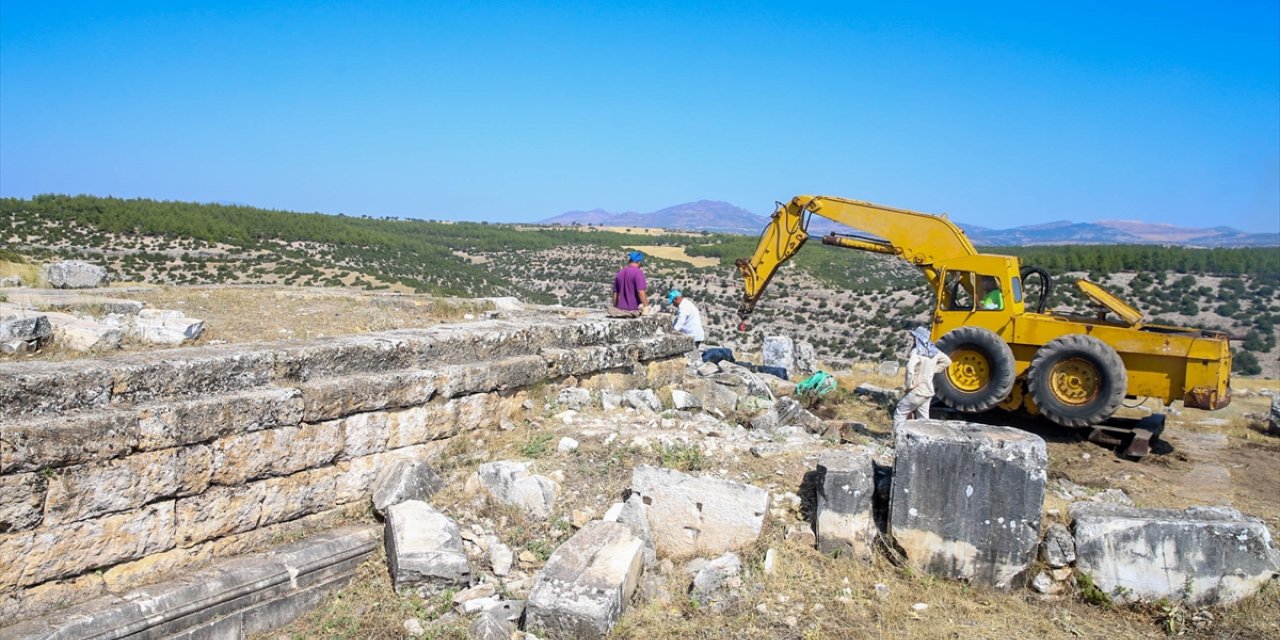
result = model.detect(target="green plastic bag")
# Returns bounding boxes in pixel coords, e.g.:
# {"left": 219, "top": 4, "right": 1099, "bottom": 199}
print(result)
{"left": 795, "top": 371, "right": 836, "bottom": 399}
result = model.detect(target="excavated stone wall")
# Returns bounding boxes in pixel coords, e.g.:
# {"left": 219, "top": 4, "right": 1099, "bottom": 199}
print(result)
{"left": 0, "top": 311, "right": 692, "bottom": 626}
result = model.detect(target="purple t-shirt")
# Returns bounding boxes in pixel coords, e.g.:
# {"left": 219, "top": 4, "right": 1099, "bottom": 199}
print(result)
{"left": 613, "top": 265, "right": 647, "bottom": 311}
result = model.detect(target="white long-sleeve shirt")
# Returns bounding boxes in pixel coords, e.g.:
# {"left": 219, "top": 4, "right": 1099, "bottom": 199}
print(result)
{"left": 905, "top": 350, "right": 952, "bottom": 397}
{"left": 673, "top": 298, "right": 704, "bottom": 342}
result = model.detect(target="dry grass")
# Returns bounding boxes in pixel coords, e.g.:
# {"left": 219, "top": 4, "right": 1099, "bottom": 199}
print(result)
{"left": 625, "top": 245, "right": 720, "bottom": 269}
{"left": 0, "top": 259, "right": 42, "bottom": 286}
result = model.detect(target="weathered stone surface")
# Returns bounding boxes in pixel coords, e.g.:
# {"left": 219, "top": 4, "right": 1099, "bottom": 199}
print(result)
{"left": 889, "top": 420, "right": 1047, "bottom": 589}
{"left": 44, "top": 311, "right": 123, "bottom": 352}
{"left": 1070, "top": 503, "right": 1280, "bottom": 605}
{"left": 385, "top": 500, "right": 472, "bottom": 595}
{"left": 101, "top": 544, "right": 214, "bottom": 594}
{"left": 438, "top": 355, "right": 546, "bottom": 398}
{"left": 557, "top": 387, "right": 593, "bottom": 410}
{"left": 878, "top": 360, "right": 901, "bottom": 377}
{"left": 474, "top": 461, "right": 559, "bottom": 520}
{"left": 109, "top": 347, "right": 277, "bottom": 405}
{"left": 41, "top": 260, "right": 109, "bottom": 289}
{"left": 259, "top": 467, "right": 339, "bottom": 526}
{"left": 127, "top": 309, "right": 205, "bottom": 344}
{"left": 750, "top": 396, "right": 822, "bottom": 434}
{"left": 622, "top": 389, "right": 662, "bottom": 412}
{"left": 670, "top": 389, "right": 701, "bottom": 411}
{"left": 762, "top": 336, "right": 795, "bottom": 374}
{"left": 1040, "top": 522, "right": 1076, "bottom": 568}
{"left": 297, "top": 369, "right": 439, "bottom": 422}
{"left": 0, "top": 572, "right": 106, "bottom": 626}
{"left": 176, "top": 483, "right": 266, "bottom": 547}
{"left": 273, "top": 334, "right": 416, "bottom": 382}
{"left": 372, "top": 458, "right": 445, "bottom": 515}
{"left": 615, "top": 494, "right": 656, "bottom": 568}
{"left": 43, "top": 446, "right": 211, "bottom": 525}
{"left": 469, "top": 612, "right": 513, "bottom": 640}
{"left": 0, "top": 313, "right": 52, "bottom": 342}
{"left": 209, "top": 421, "right": 341, "bottom": 486}
{"left": 136, "top": 387, "right": 304, "bottom": 449}
{"left": 599, "top": 389, "right": 622, "bottom": 411}
{"left": 10, "top": 501, "right": 175, "bottom": 587}
{"left": 854, "top": 383, "right": 897, "bottom": 405}
{"left": 0, "top": 360, "right": 114, "bottom": 418}
{"left": 1269, "top": 398, "right": 1279, "bottom": 437}
{"left": 794, "top": 340, "right": 816, "bottom": 375}
{"left": 333, "top": 444, "right": 445, "bottom": 505}
{"left": 526, "top": 521, "right": 644, "bottom": 640}
{"left": 1031, "top": 570, "right": 1064, "bottom": 595}
{"left": 557, "top": 437, "right": 580, "bottom": 454}
{"left": 338, "top": 410, "right": 393, "bottom": 458}
{"left": 815, "top": 451, "right": 877, "bottom": 560}
{"left": 0, "top": 472, "right": 47, "bottom": 533}
{"left": 690, "top": 552, "right": 743, "bottom": 608}
{"left": 630, "top": 465, "right": 770, "bottom": 558}
{"left": 0, "top": 275, "right": 20, "bottom": 287}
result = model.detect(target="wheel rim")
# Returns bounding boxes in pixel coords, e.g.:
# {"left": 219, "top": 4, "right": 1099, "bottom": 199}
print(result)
{"left": 1049, "top": 357, "right": 1100, "bottom": 406}
{"left": 948, "top": 349, "right": 990, "bottom": 393}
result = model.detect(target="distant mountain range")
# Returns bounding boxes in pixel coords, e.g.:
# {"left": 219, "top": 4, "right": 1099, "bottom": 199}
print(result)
{"left": 541, "top": 200, "right": 1278, "bottom": 247}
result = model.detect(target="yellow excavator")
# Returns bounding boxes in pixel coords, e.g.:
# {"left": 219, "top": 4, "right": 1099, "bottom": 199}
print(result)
{"left": 736, "top": 195, "right": 1233, "bottom": 456}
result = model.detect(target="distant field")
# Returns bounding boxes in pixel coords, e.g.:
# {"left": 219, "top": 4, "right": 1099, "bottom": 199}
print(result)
{"left": 626, "top": 245, "right": 720, "bottom": 268}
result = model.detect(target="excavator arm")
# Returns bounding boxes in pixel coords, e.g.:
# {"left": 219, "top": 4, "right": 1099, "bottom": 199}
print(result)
{"left": 735, "top": 195, "right": 978, "bottom": 318}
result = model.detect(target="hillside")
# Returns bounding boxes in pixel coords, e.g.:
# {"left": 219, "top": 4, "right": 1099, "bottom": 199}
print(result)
{"left": 3, "top": 195, "right": 1278, "bottom": 376}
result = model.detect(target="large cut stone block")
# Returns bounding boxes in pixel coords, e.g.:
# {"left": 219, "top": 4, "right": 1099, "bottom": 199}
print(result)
{"left": 889, "top": 420, "right": 1047, "bottom": 589}
{"left": 43, "top": 446, "right": 211, "bottom": 525}
{"left": 109, "top": 347, "right": 277, "bottom": 405}
{"left": 815, "top": 451, "right": 877, "bottom": 560}
{"left": 273, "top": 334, "right": 417, "bottom": 382}
{"left": 127, "top": 309, "right": 204, "bottom": 345}
{"left": 296, "top": 369, "right": 439, "bottom": 421}
{"left": 10, "top": 501, "right": 176, "bottom": 587}
{"left": 474, "top": 460, "right": 559, "bottom": 520}
{"left": 762, "top": 336, "right": 795, "bottom": 374}
{"left": 0, "top": 472, "right": 47, "bottom": 533}
{"left": 629, "top": 465, "right": 770, "bottom": 558}
{"left": 0, "top": 360, "right": 114, "bottom": 418}
{"left": 41, "top": 260, "right": 109, "bottom": 289}
{"left": 526, "top": 521, "right": 644, "bottom": 640}
{"left": 176, "top": 484, "right": 266, "bottom": 547}
{"left": 371, "top": 458, "right": 445, "bottom": 515}
{"left": 259, "top": 467, "right": 339, "bottom": 526}
{"left": 1070, "top": 503, "right": 1280, "bottom": 606}
{"left": 210, "top": 421, "right": 341, "bottom": 485}
{"left": 384, "top": 500, "right": 472, "bottom": 595}
{"left": 135, "top": 387, "right": 304, "bottom": 449}
{"left": 437, "top": 355, "right": 546, "bottom": 398}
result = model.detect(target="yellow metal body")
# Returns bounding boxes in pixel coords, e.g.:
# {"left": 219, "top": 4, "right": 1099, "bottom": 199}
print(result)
{"left": 736, "top": 195, "right": 1232, "bottom": 413}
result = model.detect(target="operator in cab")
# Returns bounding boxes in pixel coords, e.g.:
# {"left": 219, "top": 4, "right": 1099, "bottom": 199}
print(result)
{"left": 979, "top": 276, "right": 1004, "bottom": 310}
{"left": 666, "top": 289, "right": 704, "bottom": 347}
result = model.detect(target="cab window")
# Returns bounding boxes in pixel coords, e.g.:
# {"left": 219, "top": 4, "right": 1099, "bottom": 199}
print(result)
{"left": 1012, "top": 277, "right": 1023, "bottom": 304}
{"left": 943, "top": 271, "right": 974, "bottom": 310}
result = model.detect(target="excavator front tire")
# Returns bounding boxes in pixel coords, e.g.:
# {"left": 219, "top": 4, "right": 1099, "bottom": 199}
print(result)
{"left": 1026, "top": 334, "right": 1127, "bottom": 428}
{"left": 934, "top": 326, "right": 1017, "bottom": 413}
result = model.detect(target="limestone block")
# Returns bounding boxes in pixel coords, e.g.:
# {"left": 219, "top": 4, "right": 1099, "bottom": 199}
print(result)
{"left": 889, "top": 420, "right": 1047, "bottom": 589}
{"left": 437, "top": 355, "right": 546, "bottom": 398}
{"left": 0, "top": 275, "right": 20, "bottom": 287}
{"left": 692, "top": 379, "right": 738, "bottom": 415}
{"left": 0, "top": 572, "right": 105, "bottom": 626}
{"left": 629, "top": 465, "right": 770, "bottom": 558}
{"left": 815, "top": 451, "right": 877, "bottom": 560}
{"left": 750, "top": 396, "right": 822, "bottom": 434}
{"left": 469, "top": 612, "right": 513, "bottom": 640}
{"left": 386, "top": 400, "right": 463, "bottom": 449}
{"left": 101, "top": 544, "right": 214, "bottom": 594}
{"left": 878, "top": 360, "right": 901, "bottom": 377}
{"left": 210, "top": 421, "right": 341, "bottom": 485}
{"left": 475, "top": 461, "right": 559, "bottom": 520}
{"left": 0, "top": 471, "right": 47, "bottom": 533}
{"left": 1, "top": 411, "right": 138, "bottom": 473}
{"left": 0, "top": 360, "right": 114, "bottom": 418}
{"left": 762, "top": 336, "right": 795, "bottom": 373}
{"left": 0, "top": 313, "right": 52, "bottom": 342}
{"left": 296, "top": 369, "right": 439, "bottom": 422}
{"left": 384, "top": 500, "right": 472, "bottom": 595}
{"left": 371, "top": 458, "right": 445, "bottom": 515}
{"left": 13, "top": 501, "right": 175, "bottom": 586}
{"left": 690, "top": 552, "right": 743, "bottom": 608}
{"left": 616, "top": 494, "right": 656, "bottom": 568}
{"left": 1040, "top": 522, "right": 1076, "bottom": 568}
{"left": 1070, "top": 503, "right": 1280, "bottom": 606}
{"left": 176, "top": 484, "right": 265, "bottom": 547}
{"left": 622, "top": 389, "right": 662, "bottom": 412}
{"left": 526, "top": 521, "right": 644, "bottom": 640}
{"left": 108, "top": 347, "right": 277, "bottom": 405}
{"left": 48, "top": 312, "right": 123, "bottom": 352}
{"left": 338, "top": 411, "right": 392, "bottom": 458}
{"left": 557, "top": 387, "right": 593, "bottom": 410}
{"left": 41, "top": 260, "right": 109, "bottom": 289}
{"left": 333, "top": 444, "right": 443, "bottom": 506}
{"left": 670, "top": 389, "right": 701, "bottom": 410}
{"left": 636, "top": 334, "right": 696, "bottom": 364}
{"left": 273, "top": 334, "right": 416, "bottom": 382}
{"left": 43, "top": 446, "right": 211, "bottom": 525}
{"left": 127, "top": 309, "right": 204, "bottom": 345}
{"left": 600, "top": 389, "right": 622, "bottom": 411}
{"left": 135, "top": 387, "right": 303, "bottom": 450}
{"left": 542, "top": 344, "right": 635, "bottom": 378}
{"left": 259, "top": 467, "right": 340, "bottom": 526}
{"left": 794, "top": 340, "right": 816, "bottom": 375}
{"left": 854, "top": 383, "right": 898, "bottom": 405}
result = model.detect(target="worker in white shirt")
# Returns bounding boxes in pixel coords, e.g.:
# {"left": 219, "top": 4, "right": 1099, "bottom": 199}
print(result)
{"left": 666, "top": 289, "right": 705, "bottom": 347}
{"left": 893, "top": 327, "right": 952, "bottom": 429}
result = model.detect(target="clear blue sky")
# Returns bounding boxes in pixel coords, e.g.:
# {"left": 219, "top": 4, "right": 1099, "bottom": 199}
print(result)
{"left": 2, "top": 1, "right": 1277, "bottom": 231}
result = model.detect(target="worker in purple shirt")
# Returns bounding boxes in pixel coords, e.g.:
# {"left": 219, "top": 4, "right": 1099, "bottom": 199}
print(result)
{"left": 607, "top": 251, "right": 648, "bottom": 317}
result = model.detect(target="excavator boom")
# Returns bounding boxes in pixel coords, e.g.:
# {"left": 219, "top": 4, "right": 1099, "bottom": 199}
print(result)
{"left": 736, "top": 195, "right": 977, "bottom": 317}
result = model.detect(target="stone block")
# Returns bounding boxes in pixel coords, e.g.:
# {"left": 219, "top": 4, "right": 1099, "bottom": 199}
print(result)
{"left": 889, "top": 420, "right": 1047, "bottom": 589}
{"left": 177, "top": 484, "right": 265, "bottom": 547}
{"left": 0, "top": 313, "right": 52, "bottom": 342}
{"left": 371, "top": 458, "right": 445, "bottom": 515}
{"left": 43, "top": 446, "right": 211, "bottom": 525}
{"left": 41, "top": 260, "right": 109, "bottom": 289}
{"left": 1070, "top": 503, "right": 1280, "bottom": 606}
{"left": 762, "top": 335, "right": 795, "bottom": 373}
{"left": 0, "top": 471, "right": 47, "bottom": 533}
{"left": 878, "top": 360, "right": 901, "bottom": 377}
{"left": 542, "top": 344, "right": 636, "bottom": 378}
{"left": 437, "top": 355, "right": 546, "bottom": 398}
{"left": 670, "top": 389, "right": 701, "bottom": 410}
{"left": 127, "top": 309, "right": 205, "bottom": 345}
{"left": 48, "top": 312, "right": 123, "bottom": 352}
{"left": 1040, "top": 522, "right": 1075, "bottom": 568}
{"left": 629, "top": 465, "right": 770, "bottom": 558}
{"left": 136, "top": 387, "right": 304, "bottom": 450}
{"left": 526, "top": 521, "right": 644, "bottom": 640}
{"left": 690, "top": 552, "right": 743, "bottom": 608}
{"left": 749, "top": 396, "right": 822, "bottom": 434}
{"left": 622, "top": 389, "right": 662, "bottom": 412}
{"left": 384, "top": 500, "right": 472, "bottom": 596}
{"left": 210, "top": 421, "right": 341, "bottom": 485}
{"left": 854, "top": 383, "right": 897, "bottom": 405}
{"left": 338, "top": 411, "right": 392, "bottom": 458}
{"left": 0, "top": 360, "right": 114, "bottom": 418}
{"left": 109, "top": 347, "right": 277, "bottom": 405}
{"left": 599, "top": 389, "right": 622, "bottom": 411}
{"left": 259, "top": 467, "right": 339, "bottom": 526}
{"left": 296, "top": 369, "right": 439, "bottom": 422}
{"left": 1, "top": 411, "right": 138, "bottom": 473}
{"left": 12, "top": 501, "right": 176, "bottom": 586}
{"left": 101, "top": 544, "right": 214, "bottom": 594}
{"left": 794, "top": 340, "right": 816, "bottom": 374}
{"left": 273, "top": 334, "right": 416, "bottom": 382}
{"left": 0, "top": 572, "right": 106, "bottom": 626}
{"left": 815, "top": 451, "right": 877, "bottom": 560}
{"left": 557, "top": 387, "right": 593, "bottom": 410}
{"left": 474, "top": 461, "right": 559, "bottom": 520}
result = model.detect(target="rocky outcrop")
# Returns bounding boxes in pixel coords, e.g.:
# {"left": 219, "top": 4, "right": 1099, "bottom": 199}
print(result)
{"left": 889, "top": 420, "right": 1047, "bottom": 589}
{"left": 814, "top": 451, "right": 877, "bottom": 560}
{"left": 525, "top": 521, "right": 644, "bottom": 639}
{"left": 629, "top": 465, "right": 770, "bottom": 558}
{"left": 41, "top": 261, "right": 109, "bottom": 289}
{"left": 1070, "top": 503, "right": 1280, "bottom": 605}
{"left": 384, "top": 501, "right": 472, "bottom": 596}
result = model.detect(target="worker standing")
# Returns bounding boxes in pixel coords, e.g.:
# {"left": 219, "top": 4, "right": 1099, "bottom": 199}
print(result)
{"left": 893, "top": 327, "right": 952, "bottom": 428}
{"left": 666, "top": 289, "right": 704, "bottom": 346}
{"left": 607, "top": 251, "right": 648, "bottom": 317}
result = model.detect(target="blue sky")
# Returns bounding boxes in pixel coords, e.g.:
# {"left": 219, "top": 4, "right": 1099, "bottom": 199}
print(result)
{"left": 1, "top": 1, "right": 1277, "bottom": 231}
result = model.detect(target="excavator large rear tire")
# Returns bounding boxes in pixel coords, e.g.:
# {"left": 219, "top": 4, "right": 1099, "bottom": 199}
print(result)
{"left": 934, "top": 326, "right": 1017, "bottom": 413}
{"left": 1027, "top": 334, "right": 1127, "bottom": 428}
